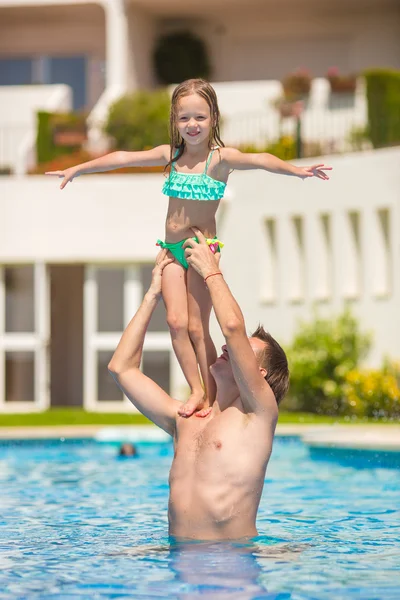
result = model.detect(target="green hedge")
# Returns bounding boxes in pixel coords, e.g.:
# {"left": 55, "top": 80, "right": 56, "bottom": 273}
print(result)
{"left": 286, "top": 309, "right": 400, "bottom": 419}
{"left": 364, "top": 68, "right": 400, "bottom": 148}
{"left": 36, "top": 111, "right": 86, "bottom": 165}
{"left": 105, "top": 90, "right": 170, "bottom": 150}
{"left": 286, "top": 310, "right": 372, "bottom": 415}
{"left": 37, "top": 111, "right": 56, "bottom": 165}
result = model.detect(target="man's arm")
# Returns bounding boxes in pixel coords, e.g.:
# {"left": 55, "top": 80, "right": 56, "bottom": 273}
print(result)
{"left": 184, "top": 231, "right": 278, "bottom": 421}
{"left": 108, "top": 251, "right": 180, "bottom": 436}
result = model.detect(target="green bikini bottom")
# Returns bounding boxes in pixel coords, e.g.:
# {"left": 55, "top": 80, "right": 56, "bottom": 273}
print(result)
{"left": 156, "top": 236, "right": 223, "bottom": 270}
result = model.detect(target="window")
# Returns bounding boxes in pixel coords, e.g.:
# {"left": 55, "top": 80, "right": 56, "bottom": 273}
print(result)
{"left": 97, "top": 350, "right": 123, "bottom": 402}
{"left": 5, "top": 266, "right": 34, "bottom": 333}
{"left": 260, "top": 218, "right": 278, "bottom": 303}
{"left": 342, "top": 211, "right": 362, "bottom": 298}
{"left": 288, "top": 216, "right": 305, "bottom": 302}
{"left": 373, "top": 209, "right": 391, "bottom": 297}
{"left": 314, "top": 214, "right": 332, "bottom": 300}
{"left": 142, "top": 351, "right": 170, "bottom": 392}
{"left": 5, "top": 352, "right": 35, "bottom": 402}
{"left": 97, "top": 268, "right": 124, "bottom": 332}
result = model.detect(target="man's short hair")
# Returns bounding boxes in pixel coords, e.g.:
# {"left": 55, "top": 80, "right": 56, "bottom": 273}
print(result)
{"left": 251, "top": 325, "right": 289, "bottom": 405}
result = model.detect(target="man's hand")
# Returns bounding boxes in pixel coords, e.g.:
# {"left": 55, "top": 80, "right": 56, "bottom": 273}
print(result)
{"left": 184, "top": 229, "right": 221, "bottom": 279}
{"left": 295, "top": 164, "right": 332, "bottom": 180}
{"left": 148, "top": 249, "right": 174, "bottom": 297}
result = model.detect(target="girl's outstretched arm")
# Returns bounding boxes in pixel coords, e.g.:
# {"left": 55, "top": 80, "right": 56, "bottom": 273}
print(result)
{"left": 46, "top": 144, "right": 170, "bottom": 189}
{"left": 220, "top": 147, "right": 332, "bottom": 180}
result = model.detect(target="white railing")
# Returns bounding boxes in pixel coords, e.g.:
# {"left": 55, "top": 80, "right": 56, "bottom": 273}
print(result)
{"left": 220, "top": 78, "right": 369, "bottom": 154}
{"left": 0, "top": 125, "right": 28, "bottom": 174}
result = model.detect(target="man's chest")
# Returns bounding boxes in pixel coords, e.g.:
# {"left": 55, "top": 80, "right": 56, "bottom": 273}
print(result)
{"left": 173, "top": 413, "right": 258, "bottom": 472}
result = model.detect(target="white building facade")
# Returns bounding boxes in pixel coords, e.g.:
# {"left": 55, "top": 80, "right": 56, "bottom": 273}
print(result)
{"left": 1, "top": 0, "right": 400, "bottom": 107}
{"left": 0, "top": 147, "right": 399, "bottom": 412}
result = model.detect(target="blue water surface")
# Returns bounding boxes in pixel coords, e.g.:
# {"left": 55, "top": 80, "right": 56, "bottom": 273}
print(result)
{"left": 0, "top": 436, "right": 399, "bottom": 599}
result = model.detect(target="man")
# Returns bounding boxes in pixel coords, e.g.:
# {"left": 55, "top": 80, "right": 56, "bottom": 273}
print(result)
{"left": 118, "top": 442, "right": 138, "bottom": 457}
{"left": 108, "top": 228, "right": 289, "bottom": 541}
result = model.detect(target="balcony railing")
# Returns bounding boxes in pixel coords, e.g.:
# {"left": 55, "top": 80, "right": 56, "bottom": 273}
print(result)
{"left": 221, "top": 93, "right": 370, "bottom": 156}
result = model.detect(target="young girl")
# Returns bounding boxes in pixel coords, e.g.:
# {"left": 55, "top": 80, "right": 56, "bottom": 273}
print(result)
{"left": 46, "top": 78, "right": 331, "bottom": 417}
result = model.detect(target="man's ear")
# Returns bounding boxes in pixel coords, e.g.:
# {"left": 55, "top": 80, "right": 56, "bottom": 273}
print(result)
{"left": 259, "top": 367, "right": 267, "bottom": 379}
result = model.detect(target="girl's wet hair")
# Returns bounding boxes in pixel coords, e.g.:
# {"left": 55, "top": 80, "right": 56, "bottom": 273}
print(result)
{"left": 166, "top": 79, "right": 224, "bottom": 172}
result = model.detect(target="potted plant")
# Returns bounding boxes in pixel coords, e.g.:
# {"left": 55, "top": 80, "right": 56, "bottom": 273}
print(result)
{"left": 274, "top": 98, "right": 304, "bottom": 119}
{"left": 282, "top": 68, "right": 312, "bottom": 100}
{"left": 51, "top": 113, "right": 88, "bottom": 147}
{"left": 326, "top": 67, "right": 357, "bottom": 93}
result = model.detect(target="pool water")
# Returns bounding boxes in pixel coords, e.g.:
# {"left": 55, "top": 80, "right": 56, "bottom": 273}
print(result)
{"left": 0, "top": 436, "right": 399, "bottom": 599}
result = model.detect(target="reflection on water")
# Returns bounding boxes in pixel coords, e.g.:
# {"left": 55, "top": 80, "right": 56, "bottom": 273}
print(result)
{"left": 168, "top": 539, "right": 295, "bottom": 599}
{"left": 117, "top": 538, "right": 302, "bottom": 599}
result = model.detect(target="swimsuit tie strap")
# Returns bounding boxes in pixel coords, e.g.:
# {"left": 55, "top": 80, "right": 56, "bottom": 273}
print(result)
{"left": 204, "top": 150, "right": 214, "bottom": 174}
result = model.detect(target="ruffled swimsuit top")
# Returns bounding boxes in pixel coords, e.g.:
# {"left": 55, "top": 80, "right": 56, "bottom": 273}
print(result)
{"left": 162, "top": 148, "right": 226, "bottom": 201}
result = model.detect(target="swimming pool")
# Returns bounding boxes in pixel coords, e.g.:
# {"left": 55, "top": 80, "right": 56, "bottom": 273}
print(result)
{"left": 0, "top": 436, "right": 399, "bottom": 599}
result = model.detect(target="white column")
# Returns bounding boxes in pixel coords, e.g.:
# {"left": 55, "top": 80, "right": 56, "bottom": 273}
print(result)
{"left": 0, "top": 268, "right": 5, "bottom": 408}
{"left": 84, "top": 266, "right": 98, "bottom": 411}
{"left": 102, "top": 0, "right": 132, "bottom": 91}
{"left": 35, "top": 263, "right": 50, "bottom": 411}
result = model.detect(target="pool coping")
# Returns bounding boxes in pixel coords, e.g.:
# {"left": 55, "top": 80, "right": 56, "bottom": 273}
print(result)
{"left": 0, "top": 423, "right": 399, "bottom": 451}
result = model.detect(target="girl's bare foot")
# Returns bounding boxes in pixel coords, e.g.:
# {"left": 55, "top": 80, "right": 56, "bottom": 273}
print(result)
{"left": 195, "top": 407, "right": 212, "bottom": 418}
{"left": 178, "top": 390, "right": 207, "bottom": 418}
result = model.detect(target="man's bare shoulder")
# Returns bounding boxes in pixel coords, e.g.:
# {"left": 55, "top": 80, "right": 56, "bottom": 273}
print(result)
{"left": 237, "top": 389, "right": 278, "bottom": 428}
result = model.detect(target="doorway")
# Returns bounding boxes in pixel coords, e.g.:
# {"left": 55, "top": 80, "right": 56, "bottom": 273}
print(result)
{"left": 50, "top": 265, "right": 84, "bottom": 407}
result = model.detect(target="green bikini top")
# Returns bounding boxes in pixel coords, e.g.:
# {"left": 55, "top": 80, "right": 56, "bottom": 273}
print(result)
{"left": 162, "top": 149, "right": 226, "bottom": 201}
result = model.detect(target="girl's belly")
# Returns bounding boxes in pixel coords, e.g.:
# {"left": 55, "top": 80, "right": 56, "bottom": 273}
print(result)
{"left": 165, "top": 197, "right": 220, "bottom": 243}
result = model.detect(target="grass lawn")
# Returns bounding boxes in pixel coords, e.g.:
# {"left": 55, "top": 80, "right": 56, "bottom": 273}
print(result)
{"left": 0, "top": 408, "right": 397, "bottom": 428}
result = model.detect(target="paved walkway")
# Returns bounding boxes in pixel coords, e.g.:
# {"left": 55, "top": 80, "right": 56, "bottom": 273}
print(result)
{"left": 277, "top": 424, "right": 400, "bottom": 451}
{"left": 0, "top": 423, "right": 399, "bottom": 451}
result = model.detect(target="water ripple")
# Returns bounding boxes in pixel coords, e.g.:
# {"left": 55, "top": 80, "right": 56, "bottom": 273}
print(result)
{"left": 0, "top": 437, "right": 399, "bottom": 599}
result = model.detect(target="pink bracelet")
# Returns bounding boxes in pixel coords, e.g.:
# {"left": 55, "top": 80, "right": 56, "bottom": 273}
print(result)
{"left": 204, "top": 271, "right": 223, "bottom": 284}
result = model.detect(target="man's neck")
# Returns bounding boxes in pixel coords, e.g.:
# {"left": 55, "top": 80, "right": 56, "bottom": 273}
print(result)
{"left": 211, "top": 385, "right": 240, "bottom": 415}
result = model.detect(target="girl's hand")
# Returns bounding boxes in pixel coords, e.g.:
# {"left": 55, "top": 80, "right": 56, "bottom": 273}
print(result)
{"left": 148, "top": 249, "right": 174, "bottom": 297}
{"left": 45, "top": 167, "right": 80, "bottom": 189}
{"left": 296, "top": 164, "right": 332, "bottom": 180}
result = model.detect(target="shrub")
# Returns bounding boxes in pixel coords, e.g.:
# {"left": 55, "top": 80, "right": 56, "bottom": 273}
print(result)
{"left": 364, "top": 68, "right": 400, "bottom": 148}
{"left": 237, "top": 137, "right": 321, "bottom": 160}
{"left": 287, "top": 310, "right": 372, "bottom": 414}
{"left": 264, "top": 137, "right": 297, "bottom": 160}
{"left": 153, "top": 31, "right": 211, "bottom": 85}
{"left": 237, "top": 138, "right": 296, "bottom": 160}
{"left": 346, "top": 125, "right": 372, "bottom": 152}
{"left": 343, "top": 362, "right": 400, "bottom": 419}
{"left": 104, "top": 90, "right": 170, "bottom": 151}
